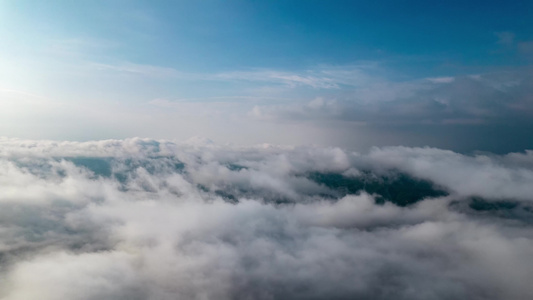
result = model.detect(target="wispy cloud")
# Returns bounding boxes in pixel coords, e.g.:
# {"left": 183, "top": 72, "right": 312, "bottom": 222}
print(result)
{"left": 212, "top": 64, "right": 385, "bottom": 89}
{"left": 426, "top": 76, "right": 455, "bottom": 83}
{"left": 87, "top": 62, "right": 182, "bottom": 78}
{"left": 249, "top": 69, "right": 533, "bottom": 127}
{"left": 45, "top": 38, "right": 120, "bottom": 58}
{"left": 495, "top": 31, "right": 515, "bottom": 46}
{"left": 214, "top": 70, "right": 340, "bottom": 88}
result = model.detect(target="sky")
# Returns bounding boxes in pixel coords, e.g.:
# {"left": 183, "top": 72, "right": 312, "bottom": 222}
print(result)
{"left": 1, "top": 2, "right": 533, "bottom": 299}
{"left": 1, "top": 0, "right": 533, "bottom": 152}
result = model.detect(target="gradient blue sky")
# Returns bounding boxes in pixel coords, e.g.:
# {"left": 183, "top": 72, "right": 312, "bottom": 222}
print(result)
{"left": 1, "top": 0, "right": 532, "bottom": 152}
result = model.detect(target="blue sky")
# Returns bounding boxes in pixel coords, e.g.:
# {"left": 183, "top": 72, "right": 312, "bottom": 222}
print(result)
{"left": 1, "top": 0, "right": 532, "bottom": 152}
{"left": 6, "top": 0, "right": 532, "bottom": 71}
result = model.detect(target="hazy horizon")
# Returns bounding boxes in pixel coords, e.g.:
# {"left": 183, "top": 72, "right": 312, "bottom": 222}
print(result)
{"left": 1, "top": 1, "right": 533, "bottom": 153}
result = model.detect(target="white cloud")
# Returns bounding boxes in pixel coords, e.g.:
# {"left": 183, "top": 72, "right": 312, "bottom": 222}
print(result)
{"left": 0, "top": 139, "right": 532, "bottom": 299}
{"left": 87, "top": 62, "right": 182, "bottom": 78}
{"left": 426, "top": 76, "right": 455, "bottom": 83}
{"left": 366, "top": 146, "right": 533, "bottom": 201}
{"left": 214, "top": 70, "right": 340, "bottom": 89}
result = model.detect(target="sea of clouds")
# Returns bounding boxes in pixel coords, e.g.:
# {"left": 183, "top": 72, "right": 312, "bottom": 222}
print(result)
{"left": 0, "top": 137, "right": 532, "bottom": 300}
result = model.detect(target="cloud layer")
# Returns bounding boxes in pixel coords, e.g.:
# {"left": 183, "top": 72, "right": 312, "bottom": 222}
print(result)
{"left": 0, "top": 138, "right": 532, "bottom": 300}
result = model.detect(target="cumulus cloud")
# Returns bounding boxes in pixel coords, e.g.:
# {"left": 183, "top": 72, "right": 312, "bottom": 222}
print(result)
{"left": 0, "top": 138, "right": 532, "bottom": 300}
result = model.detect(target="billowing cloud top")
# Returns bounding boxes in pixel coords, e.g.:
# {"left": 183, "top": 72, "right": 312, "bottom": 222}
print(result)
{"left": 0, "top": 138, "right": 532, "bottom": 300}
